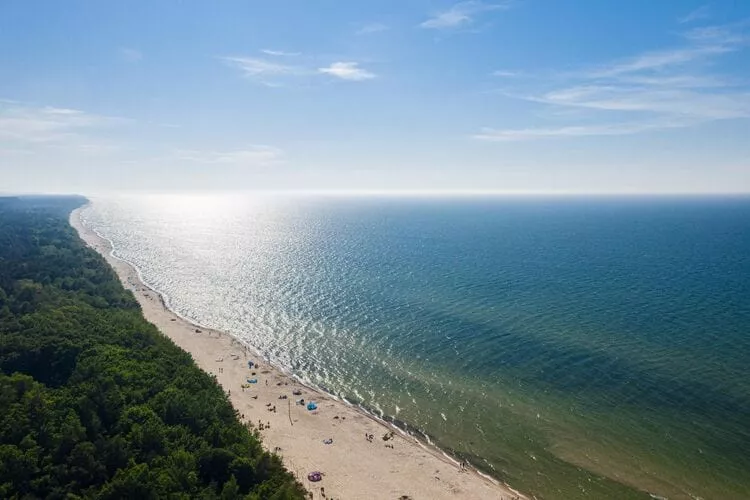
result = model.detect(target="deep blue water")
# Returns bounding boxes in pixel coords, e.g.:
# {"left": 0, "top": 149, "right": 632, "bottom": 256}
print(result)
{"left": 83, "top": 195, "right": 750, "bottom": 499}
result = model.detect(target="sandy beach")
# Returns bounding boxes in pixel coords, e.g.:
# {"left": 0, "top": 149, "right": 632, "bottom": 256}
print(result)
{"left": 70, "top": 206, "right": 526, "bottom": 500}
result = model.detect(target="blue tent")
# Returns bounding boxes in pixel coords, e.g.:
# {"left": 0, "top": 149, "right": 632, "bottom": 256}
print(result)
{"left": 247, "top": 378, "right": 258, "bottom": 384}
{"left": 306, "top": 402, "right": 317, "bottom": 411}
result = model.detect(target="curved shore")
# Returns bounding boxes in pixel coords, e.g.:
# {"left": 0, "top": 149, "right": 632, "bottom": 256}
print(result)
{"left": 70, "top": 206, "right": 527, "bottom": 500}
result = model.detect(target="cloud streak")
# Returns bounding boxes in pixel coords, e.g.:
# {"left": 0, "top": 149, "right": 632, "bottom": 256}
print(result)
{"left": 221, "top": 56, "right": 302, "bottom": 78}
{"left": 679, "top": 5, "right": 710, "bottom": 24}
{"left": 420, "top": 1, "right": 510, "bottom": 29}
{"left": 175, "top": 146, "right": 284, "bottom": 166}
{"left": 477, "top": 21, "right": 750, "bottom": 140}
{"left": 0, "top": 102, "right": 128, "bottom": 161}
{"left": 534, "top": 86, "right": 750, "bottom": 119}
{"left": 261, "top": 49, "right": 301, "bottom": 57}
{"left": 223, "top": 55, "right": 376, "bottom": 84}
{"left": 319, "top": 62, "right": 376, "bottom": 81}
{"left": 492, "top": 70, "right": 522, "bottom": 77}
{"left": 474, "top": 120, "right": 691, "bottom": 141}
{"left": 0, "top": 103, "right": 124, "bottom": 145}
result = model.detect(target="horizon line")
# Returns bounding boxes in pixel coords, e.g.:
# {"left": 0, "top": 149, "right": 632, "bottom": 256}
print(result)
{"left": 4, "top": 189, "right": 750, "bottom": 198}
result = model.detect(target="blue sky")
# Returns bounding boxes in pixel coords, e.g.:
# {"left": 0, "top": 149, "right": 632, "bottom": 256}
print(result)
{"left": 1, "top": 0, "right": 749, "bottom": 194}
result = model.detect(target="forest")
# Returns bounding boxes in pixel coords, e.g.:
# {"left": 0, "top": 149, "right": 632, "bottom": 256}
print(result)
{"left": 0, "top": 196, "right": 305, "bottom": 499}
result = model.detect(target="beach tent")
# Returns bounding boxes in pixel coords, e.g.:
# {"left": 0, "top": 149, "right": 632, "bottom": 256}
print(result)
{"left": 306, "top": 402, "right": 318, "bottom": 411}
{"left": 247, "top": 378, "right": 258, "bottom": 384}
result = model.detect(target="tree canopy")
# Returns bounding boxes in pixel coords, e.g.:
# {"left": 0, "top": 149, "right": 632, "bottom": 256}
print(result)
{"left": 0, "top": 196, "right": 305, "bottom": 500}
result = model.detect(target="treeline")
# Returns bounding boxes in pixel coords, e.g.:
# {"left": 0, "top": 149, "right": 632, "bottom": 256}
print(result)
{"left": 0, "top": 196, "right": 305, "bottom": 499}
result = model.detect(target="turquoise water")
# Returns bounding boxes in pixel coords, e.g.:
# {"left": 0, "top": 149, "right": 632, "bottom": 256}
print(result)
{"left": 82, "top": 195, "right": 750, "bottom": 499}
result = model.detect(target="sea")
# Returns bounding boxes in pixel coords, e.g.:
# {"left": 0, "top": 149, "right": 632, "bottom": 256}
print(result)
{"left": 81, "top": 194, "right": 750, "bottom": 500}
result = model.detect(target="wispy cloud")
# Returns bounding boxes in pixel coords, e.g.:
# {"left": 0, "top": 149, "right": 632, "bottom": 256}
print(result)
{"left": 221, "top": 56, "right": 302, "bottom": 77}
{"left": 0, "top": 102, "right": 124, "bottom": 145}
{"left": 492, "top": 70, "right": 522, "bottom": 77}
{"left": 261, "top": 49, "right": 301, "bottom": 57}
{"left": 533, "top": 86, "right": 750, "bottom": 119}
{"left": 223, "top": 56, "right": 375, "bottom": 85}
{"left": 0, "top": 102, "right": 127, "bottom": 160}
{"left": 175, "top": 146, "right": 283, "bottom": 166}
{"left": 610, "top": 74, "right": 731, "bottom": 88}
{"left": 587, "top": 23, "right": 746, "bottom": 78}
{"left": 220, "top": 56, "right": 308, "bottom": 86}
{"left": 474, "top": 120, "right": 691, "bottom": 141}
{"left": 679, "top": 5, "right": 710, "bottom": 24}
{"left": 318, "top": 62, "right": 376, "bottom": 81}
{"left": 356, "top": 23, "right": 389, "bottom": 35}
{"left": 120, "top": 48, "right": 143, "bottom": 62}
{"left": 477, "top": 21, "right": 750, "bottom": 141}
{"left": 420, "top": 1, "right": 510, "bottom": 29}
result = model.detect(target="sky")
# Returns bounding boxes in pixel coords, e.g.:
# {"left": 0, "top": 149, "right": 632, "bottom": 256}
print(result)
{"left": 1, "top": 0, "right": 749, "bottom": 195}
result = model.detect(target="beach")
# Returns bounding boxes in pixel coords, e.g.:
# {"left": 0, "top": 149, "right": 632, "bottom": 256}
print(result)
{"left": 71, "top": 207, "right": 525, "bottom": 500}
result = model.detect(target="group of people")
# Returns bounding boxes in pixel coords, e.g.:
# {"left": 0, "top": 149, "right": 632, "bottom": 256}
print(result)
{"left": 258, "top": 420, "right": 271, "bottom": 430}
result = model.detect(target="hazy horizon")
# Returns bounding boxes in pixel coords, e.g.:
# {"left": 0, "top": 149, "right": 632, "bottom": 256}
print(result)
{"left": 6, "top": 189, "right": 750, "bottom": 199}
{"left": 5, "top": 189, "right": 750, "bottom": 199}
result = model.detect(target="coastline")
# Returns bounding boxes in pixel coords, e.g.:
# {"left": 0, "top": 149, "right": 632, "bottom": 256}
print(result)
{"left": 70, "top": 205, "right": 526, "bottom": 500}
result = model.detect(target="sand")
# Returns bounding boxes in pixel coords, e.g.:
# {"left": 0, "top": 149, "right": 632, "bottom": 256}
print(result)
{"left": 70, "top": 207, "right": 527, "bottom": 500}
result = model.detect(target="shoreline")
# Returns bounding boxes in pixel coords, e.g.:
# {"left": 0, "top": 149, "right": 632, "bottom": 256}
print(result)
{"left": 71, "top": 205, "right": 527, "bottom": 500}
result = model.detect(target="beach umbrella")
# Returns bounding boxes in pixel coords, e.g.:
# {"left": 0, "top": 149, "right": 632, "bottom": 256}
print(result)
{"left": 307, "top": 471, "right": 322, "bottom": 482}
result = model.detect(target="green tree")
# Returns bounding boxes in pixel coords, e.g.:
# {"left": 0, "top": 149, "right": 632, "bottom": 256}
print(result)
{"left": 221, "top": 475, "right": 241, "bottom": 500}
{"left": 0, "top": 197, "right": 306, "bottom": 499}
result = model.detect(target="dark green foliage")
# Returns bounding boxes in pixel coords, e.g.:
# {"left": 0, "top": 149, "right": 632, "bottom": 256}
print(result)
{"left": 0, "top": 196, "right": 305, "bottom": 499}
